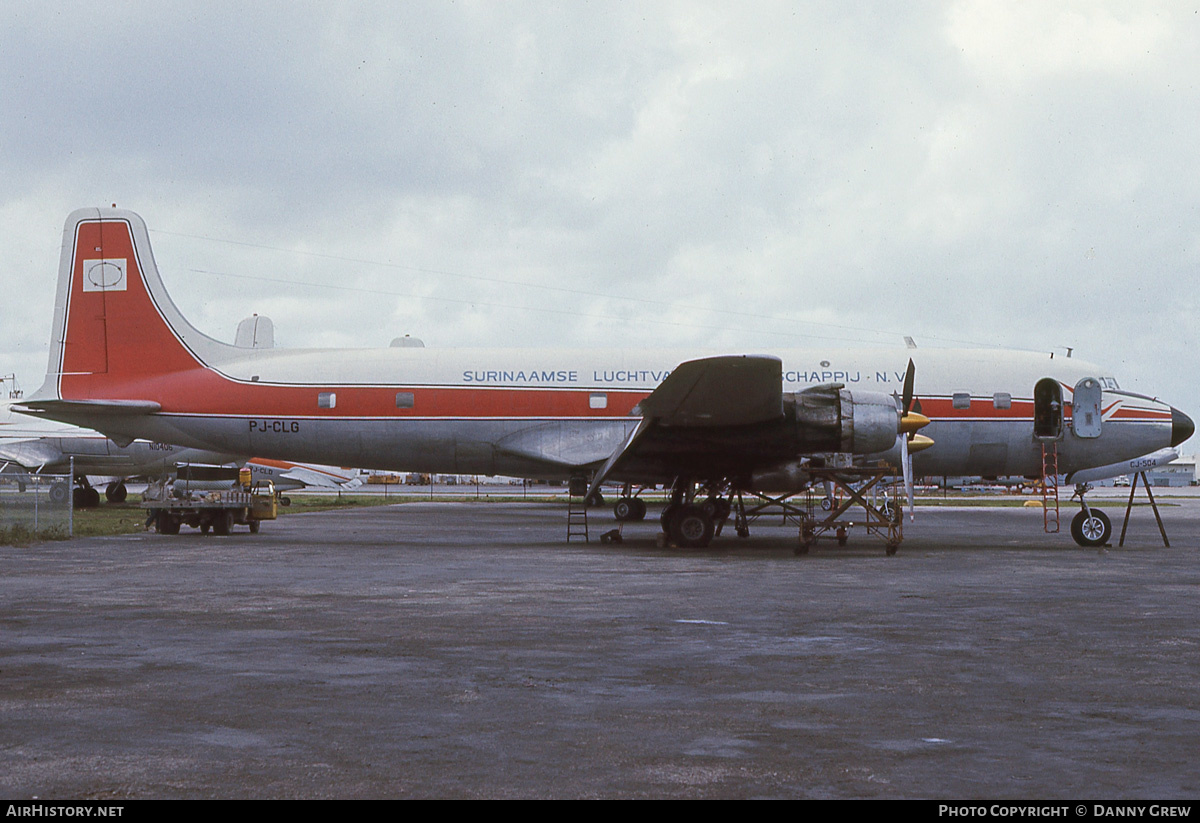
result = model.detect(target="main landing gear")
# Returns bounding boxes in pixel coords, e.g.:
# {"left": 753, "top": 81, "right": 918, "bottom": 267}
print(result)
{"left": 653, "top": 478, "right": 733, "bottom": 549}
{"left": 72, "top": 476, "right": 100, "bottom": 508}
{"left": 69, "top": 477, "right": 128, "bottom": 508}
{"left": 105, "top": 481, "right": 128, "bottom": 503}
{"left": 612, "top": 483, "right": 648, "bottom": 522}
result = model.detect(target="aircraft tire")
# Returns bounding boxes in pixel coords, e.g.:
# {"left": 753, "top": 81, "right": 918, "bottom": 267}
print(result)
{"left": 669, "top": 504, "right": 714, "bottom": 548}
{"left": 631, "top": 498, "right": 647, "bottom": 520}
{"left": 74, "top": 487, "right": 101, "bottom": 509}
{"left": 614, "top": 498, "right": 646, "bottom": 521}
{"left": 105, "top": 482, "right": 128, "bottom": 504}
{"left": 660, "top": 503, "right": 678, "bottom": 534}
{"left": 1071, "top": 509, "right": 1111, "bottom": 547}
{"left": 48, "top": 482, "right": 69, "bottom": 505}
{"left": 613, "top": 498, "right": 637, "bottom": 521}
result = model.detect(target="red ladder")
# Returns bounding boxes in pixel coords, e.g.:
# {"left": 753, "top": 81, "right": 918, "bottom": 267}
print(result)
{"left": 1041, "top": 443, "right": 1060, "bottom": 533}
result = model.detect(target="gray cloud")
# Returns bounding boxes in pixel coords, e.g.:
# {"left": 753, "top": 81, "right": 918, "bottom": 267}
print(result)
{"left": 1, "top": 1, "right": 1196, "bottom": 438}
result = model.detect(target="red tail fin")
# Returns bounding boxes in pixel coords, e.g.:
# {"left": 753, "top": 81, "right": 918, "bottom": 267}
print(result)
{"left": 36, "top": 208, "right": 229, "bottom": 404}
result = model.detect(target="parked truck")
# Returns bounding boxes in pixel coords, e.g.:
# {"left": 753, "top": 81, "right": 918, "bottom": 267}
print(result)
{"left": 144, "top": 468, "right": 278, "bottom": 535}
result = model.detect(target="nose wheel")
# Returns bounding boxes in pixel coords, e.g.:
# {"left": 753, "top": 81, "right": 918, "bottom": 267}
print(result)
{"left": 1070, "top": 508, "right": 1111, "bottom": 547}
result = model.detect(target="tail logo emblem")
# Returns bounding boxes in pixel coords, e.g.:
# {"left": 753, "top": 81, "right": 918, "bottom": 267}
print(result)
{"left": 82, "top": 259, "right": 127, "bottom": 292}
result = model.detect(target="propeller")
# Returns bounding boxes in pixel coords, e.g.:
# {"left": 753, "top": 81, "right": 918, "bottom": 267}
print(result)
{"left": 897, "top": 359, "right": 933, "bottom": 520}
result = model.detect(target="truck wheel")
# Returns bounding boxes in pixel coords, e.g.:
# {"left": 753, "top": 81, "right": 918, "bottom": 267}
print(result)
{"left": 212, "top": 510, "right": 233, "bottom": 536}
{"left": 248, "top": 520, "right": 260, "bottom": 534}
{"left": 157, "top": 512, "right": 180, "bottom": 535}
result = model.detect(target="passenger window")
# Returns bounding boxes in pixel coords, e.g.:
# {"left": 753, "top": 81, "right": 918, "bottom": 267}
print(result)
{"left": 395, "top": 391, "right": 415, "bottom": 409}
{"left": 993, "top": 392, "right": 1011, "bottom": 409}
{"left": 952, "top": 393, "right": 971, "bottom": 410}
{"left": 318, "top": 392, "right": 336, "bottom": 409}
{"left": 589, "top": 392, "right": 608, "bottom": 409}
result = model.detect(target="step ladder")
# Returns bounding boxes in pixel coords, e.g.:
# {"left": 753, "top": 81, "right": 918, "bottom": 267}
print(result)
{"left": 1041, "top": 442, "right": 1060, "bottom": 533}
{"left": 566, "top": 491, "right": 589, "bottom": 542}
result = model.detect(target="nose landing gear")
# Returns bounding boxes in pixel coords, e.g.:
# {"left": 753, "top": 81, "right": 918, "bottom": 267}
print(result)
{"left": 1069, "top": 483, "right": 1113, "bottom": 547}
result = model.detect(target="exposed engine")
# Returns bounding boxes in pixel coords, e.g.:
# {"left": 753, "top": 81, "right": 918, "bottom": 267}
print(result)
{"left": 785, "top": 385, "right": 901, "bottom": 455}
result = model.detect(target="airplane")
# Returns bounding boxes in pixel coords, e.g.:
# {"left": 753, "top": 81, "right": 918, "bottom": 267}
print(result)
{"left": 243, "top": 458, "right": 362, "bottom": 493}
{"left": 172, "top": 458, "right": 362, "bottom": 497}
{"left": 0, "top": 394, "right": 242, "bottom": 506}
{"left": 14, "top": 208, "right": 1195, "bottom": 549}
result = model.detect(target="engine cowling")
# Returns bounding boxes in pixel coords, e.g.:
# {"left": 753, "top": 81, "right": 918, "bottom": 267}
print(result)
{"left": 785, "top": 385, "right": 901, "bottom": 455}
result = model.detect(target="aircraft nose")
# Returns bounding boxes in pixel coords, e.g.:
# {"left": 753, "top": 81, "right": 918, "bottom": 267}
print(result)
{"left": 1171, "top": 407, "right": 1194, "bottom": 447}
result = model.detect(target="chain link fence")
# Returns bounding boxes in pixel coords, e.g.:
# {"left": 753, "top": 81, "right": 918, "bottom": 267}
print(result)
{"left": 0, "top": 471, "right": 73, "bottom": 540}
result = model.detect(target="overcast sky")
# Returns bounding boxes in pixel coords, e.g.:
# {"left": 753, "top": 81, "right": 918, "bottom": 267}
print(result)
{"left": 1, "top": 1, "right": 1196, "bottom": 445}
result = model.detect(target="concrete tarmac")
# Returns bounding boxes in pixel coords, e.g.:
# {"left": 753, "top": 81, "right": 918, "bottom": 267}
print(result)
{"left": 2, "top": 497, "right": 1199, "bottom": 799}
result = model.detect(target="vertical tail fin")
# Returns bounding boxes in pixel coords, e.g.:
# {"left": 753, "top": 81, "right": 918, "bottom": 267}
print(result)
{"left": 32, "top": 208, "right": 236, "bottom": 404}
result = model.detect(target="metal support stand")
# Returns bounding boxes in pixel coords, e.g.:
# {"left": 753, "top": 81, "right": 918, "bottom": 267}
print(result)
{"left": 731, "top": 465, "right": 903, "bottom": 555}
{"left": 1117, "top": 471, "right": 1170, "bottom": 547}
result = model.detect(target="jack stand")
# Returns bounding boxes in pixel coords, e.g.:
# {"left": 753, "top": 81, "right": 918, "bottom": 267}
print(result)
{"left": 1118, "top": 471, "right": 1170, "bottom": 547}
{"left": 802, "top": 466, "right": 903, "bottom": 556}
{"left": 732, "top": 465, "right": 903, "bottom": 555}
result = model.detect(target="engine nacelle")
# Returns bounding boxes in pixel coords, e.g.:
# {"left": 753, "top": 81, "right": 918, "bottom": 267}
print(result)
{"left": 785, "top": 385, "right": 901, "bottom": 455}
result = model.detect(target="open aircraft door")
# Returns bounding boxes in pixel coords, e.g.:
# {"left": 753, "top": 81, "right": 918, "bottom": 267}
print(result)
{"left": 1071, "top": 378, "right": 1102, "bottom": 439}
{"left": 1033, "top": 378, "right": 1063, "bottom": 441}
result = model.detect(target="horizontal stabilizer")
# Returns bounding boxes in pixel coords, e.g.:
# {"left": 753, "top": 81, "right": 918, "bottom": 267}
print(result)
{"left": 15, "top": 399, "right": 162, "bottom": 416}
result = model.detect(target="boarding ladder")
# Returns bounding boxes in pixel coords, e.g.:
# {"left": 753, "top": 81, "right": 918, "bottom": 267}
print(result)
{"left": 1041, "top": 442, "right": 1060, "bottom": 533}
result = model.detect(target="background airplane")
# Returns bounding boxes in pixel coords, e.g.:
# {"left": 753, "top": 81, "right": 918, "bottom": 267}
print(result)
{"left": 1, "top": 389, "right": 242, "bottom": 506}
{"left": 3, "top": 379, "right": 358, "bottom": 506}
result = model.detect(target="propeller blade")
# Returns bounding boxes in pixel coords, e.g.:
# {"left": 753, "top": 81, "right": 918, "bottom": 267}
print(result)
{"left": 901, "top": 358, "right": 916, "bottom": 415}
{"left": 902, "top": 433, "right": 914, "bottom": 519}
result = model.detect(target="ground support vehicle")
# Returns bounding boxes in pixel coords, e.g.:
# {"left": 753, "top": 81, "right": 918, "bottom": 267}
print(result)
{"left": 143, "top": 481, "right": 277, "bottom": 535}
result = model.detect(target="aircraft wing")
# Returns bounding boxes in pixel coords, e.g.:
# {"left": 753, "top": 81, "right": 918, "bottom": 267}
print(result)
{"left": 275, "top": 464, "right": 346, "bottom": 489}
{"left": 636, "top": 354, "right": 783, "bottom": 427}
{"left": 0, "top": 439, "right": 67, "bottom": 472}
{"left": 587, "top": 355, "right": 783, "bottom": 496}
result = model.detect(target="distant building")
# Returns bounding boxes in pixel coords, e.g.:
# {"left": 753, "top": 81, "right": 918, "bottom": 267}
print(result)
{"left": 1137, "top": 458, "right": 1195, "bottom": 489}
{"left": 1146, "top": 456, "right": 1197, "bottom": 487}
